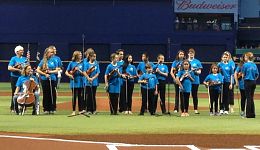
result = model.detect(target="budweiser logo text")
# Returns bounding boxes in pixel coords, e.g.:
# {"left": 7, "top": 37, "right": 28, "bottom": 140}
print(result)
{"left": 176, "top": 0, "right": 237, "bottom": 11}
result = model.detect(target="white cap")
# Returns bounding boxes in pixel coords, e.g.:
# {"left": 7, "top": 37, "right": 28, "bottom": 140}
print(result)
{"left": 14, "top": 45, "right": 24, "bottom": 54}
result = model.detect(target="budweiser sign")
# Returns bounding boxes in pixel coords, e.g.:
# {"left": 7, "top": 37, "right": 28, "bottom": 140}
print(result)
{"left": 174, "top": 0, "right": 238, "bottom": 13}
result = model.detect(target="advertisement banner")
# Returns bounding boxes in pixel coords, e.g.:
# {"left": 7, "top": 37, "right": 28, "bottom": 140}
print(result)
{"left": 174, "top": 0, "right": 238, "bottom": 21}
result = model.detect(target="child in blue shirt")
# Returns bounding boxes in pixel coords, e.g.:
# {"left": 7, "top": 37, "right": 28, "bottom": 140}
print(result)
{"left": 217, "top": 52, "right": 234, "bottom": 115}
{"left": 176, "top": 60, "right": 194, "bottom": 117}
{"left": 204, "top": 63, "right": 223, "bottom": 116}
{"left": 121, "top": 54, "right": 137, "bottom": 114}
{"left": 242, "top": 52, "right": 259, "bottom": 118}
{"left": 65, "top": 51, "right": 85, "bottom": 116}
{"left": 105, "top": 53, "right": 126, "bottom": 115}
{"left": 138, "top": 64, "right": 158, "bottom": 115}
{"left": 153, "top": 54, "right": 168, "bottom": 114}
{"left": 170, "top": 50, "right": 185, "bottom": 113}
{"left": 136, "top": 53, "right": 154, "bottom": 76}
{"left": 188, "top": 48, "right": 203, "bottom": 114}
{"left": 83, "top": 52, "right": 100, "bottom": 115}
{"left": 36, "top": 47, "right": 60, "bottom": 114}
{"left": 13, "top": 65, "right": 40, "bottom": 115}
{"left": 116, "top": 49, "right": 125, "bottom": 113}
{"left": 48, "top": 45, "right": 63, "bottom": 89}
{"left": 234, "top": 57, "right": 246, "bottom": 116}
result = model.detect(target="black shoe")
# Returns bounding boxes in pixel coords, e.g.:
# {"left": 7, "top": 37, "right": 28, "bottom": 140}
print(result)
{"left": 32, "top": 110, "right": 36, "bottom": 115}
{"left": 110, "top": 113, "right": 118, "bottom": 115}
{"left": 139, "top": 112, "right": 144, "bottom": 116}
{"left": 163, "top": 112, "right": 170, "bottom": 115}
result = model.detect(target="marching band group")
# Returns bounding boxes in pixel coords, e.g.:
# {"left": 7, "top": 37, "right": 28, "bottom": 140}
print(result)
{"left": 7, "top": 45, "right": 259, "bottom": 118}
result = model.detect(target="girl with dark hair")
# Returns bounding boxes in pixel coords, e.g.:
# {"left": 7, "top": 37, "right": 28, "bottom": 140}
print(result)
{"left": 175, "top": 59, "right": 194, "bottom": 117}
{"left": 120, "top": 54, "right": 137, "bottom": 114}
{"left": 203, "top": 63, "right": 223, "bottom": 116}
{"left": 234, "top": 56, "right": 246, "bottom": 116}
{"left": 170, "top": 50, "right": 185, "bottom": 113}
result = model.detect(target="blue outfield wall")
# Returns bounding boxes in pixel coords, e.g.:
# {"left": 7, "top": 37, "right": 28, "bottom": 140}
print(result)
{"left": 0, "top": 0, "right": 246, "bottom": 83}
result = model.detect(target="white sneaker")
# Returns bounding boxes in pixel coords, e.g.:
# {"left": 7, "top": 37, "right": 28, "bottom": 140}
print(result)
{"left": 71, "top": 111, "right": 76, "bottom": 116}
{"left": 219, "top": 110, "right": 224, "bottom": 114}
{"left": 181, "top": 113, "right": 186, "bottom": 117}
{"left": 209, "top": 112, "right": 214, "bottom": 116}
{"left": 173, "top": 110, "right": 178, "bottom": 113}
{"left": 224, "top": 111, "right": 229, "bottom": 115}
{"left": 128, "top": 111, "right": 133, "bottom": 115}
{"left": 240, "top": 111, "right": 245, "bottom": 116}
{"left": 194, "top": 110, "right": 200, "bottom": 114}
{"left": 230, "top": 108, "right": 235, "bottom": 113}
{"left": 86, "top": 111, "right": 92, "bottom": 115}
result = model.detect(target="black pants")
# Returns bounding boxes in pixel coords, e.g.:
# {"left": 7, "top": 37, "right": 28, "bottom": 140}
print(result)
{"left": 41, "top": 79, "right": 57, "bottom": 112}
{"left": 86, "top": 86, "right": 97, "bottom": 112}
{"left": 71, "top": 88, "right": 84, "bottom": 111}
{"left": 140, "top": 87, "right": 155, "bottom": 114}
{"left": 119, "top": 84, "right": 124, "bottom": 112}
{"left": 120, "top": 81, "right": 134, "bottom": 111}
{"left": 191, "top": 84, "right": 199, "bottom": 110}
{"left": 154, "top": 80, "right": 166, "bottom": 113}
{"left": 209, "top": 88, "right": 219, "bottom": 113}
{"left": 174, "top": 83, "right": 180, "bottom": 111}
{"left": 180, "top": 92, "right": 190, "bottom": 113}
{"left": 240, "top": 89, "right": 246, "bottom": 112}
{"left": 220, "top": 82, "right": 232, "bottom": 111}
{"left": 244, "top": 80, "right": 256, "bottom": 118}
{"left": 109, "top": 93, "right": 119, "bottom": 115}
{"left": 229, "top": 85, "right": 234, "bottom": 105}
{"left": 10, "top": 76, "right": 19, "bottom": 110}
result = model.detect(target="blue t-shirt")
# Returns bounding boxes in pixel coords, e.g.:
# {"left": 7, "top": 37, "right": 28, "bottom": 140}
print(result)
{"left": 177, "top": 70, "right": 195, "bottom": 93}
{"left": 84, "top": 61, "right": 100, "bottom": 86}
{"left": 51, "top": 55, "right": 63, "bottom": 68}
{"left": 137, "top": 61, "right": 154, "bottom": 75}
{"left": 242, "top": 61, "right": 259, "bottom": 81}
{"left": 117, "top": 60, "right": 124, "bottom": 86}
{"left": 189, "top": 58, "right": 203, "bottom": 84}
{"left": 38, "top": 59, "right": 58, "bottom": 81}
{"left": 217, "top": 62, "right": 234, "bottom": 83}
{"left": 171, "top": 60, "right": 183, "bottom": 73}
{"left": 8, "top": 56, "right": 28, "bottom": 77}
{"left": 204, "top": 73, "right": 223, "bottom": 92}
{"left": 153, "top": 63, "right": 168, "bottom": 81}
{"left": 171, "top": 60, "right": 183, "bottom": 83}
{"left": 139, "top": 73, "right": 158, "bottom": 89}
{"left": 105, "top": 63, "right": 121, "bottom": 93}
{"left": 66, "top": 61, "right": 85, "bottom": 88}
{"left": 16, "top": 75, "right": 39, "bottom": 92}
{"left": 123, "top": 64, "right": 137, "bottom": 83}
{"left": 235, "top": 66, "right": 244, "bottom": 90}
{"left": 229, "top": 60, "right": 236, "bottom": 71}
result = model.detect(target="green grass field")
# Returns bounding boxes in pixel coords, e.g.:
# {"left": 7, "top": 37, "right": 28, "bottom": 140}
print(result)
{"left": 1, "top": 82, "right": 260, "bottom": 135}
